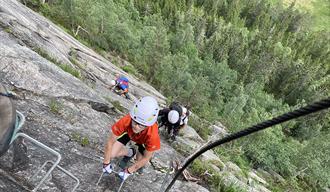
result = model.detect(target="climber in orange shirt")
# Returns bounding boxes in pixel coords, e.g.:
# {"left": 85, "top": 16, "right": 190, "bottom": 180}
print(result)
{"left": 102, "top": 96, "right": 160, "bottom": 180}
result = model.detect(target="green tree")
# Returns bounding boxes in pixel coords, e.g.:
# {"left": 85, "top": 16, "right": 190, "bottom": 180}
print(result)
{"left": 296, "top": 133, "right": 330, "bottom": 189}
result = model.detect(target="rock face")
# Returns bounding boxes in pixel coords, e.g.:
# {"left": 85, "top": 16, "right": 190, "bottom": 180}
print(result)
{"left": 209, "top": 121, "right": 228, "bottom": 140}
{"left": 0, "top": 0, "right": 271, "bottom": 192}
{"left": 0, "top": 0, "right": 202, "bottom": 191}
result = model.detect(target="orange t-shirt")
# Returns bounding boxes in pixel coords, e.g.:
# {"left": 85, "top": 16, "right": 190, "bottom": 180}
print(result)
{"left": 111, "top": 114, "right": 160, "bottom": 151}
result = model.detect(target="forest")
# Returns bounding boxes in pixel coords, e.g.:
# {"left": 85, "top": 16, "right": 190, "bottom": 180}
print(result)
{"left": 25, "top": 0, "right": 329, "bottom": 191}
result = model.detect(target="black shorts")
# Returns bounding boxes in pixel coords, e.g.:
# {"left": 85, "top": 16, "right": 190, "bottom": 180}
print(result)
{"left": 117, "top": 132, "right": 145, "bottom": 155}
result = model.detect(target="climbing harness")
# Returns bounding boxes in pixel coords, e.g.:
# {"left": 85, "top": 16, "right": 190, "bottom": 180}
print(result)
{"left": 164, "top": 97, "right": 330, "bottom": 192}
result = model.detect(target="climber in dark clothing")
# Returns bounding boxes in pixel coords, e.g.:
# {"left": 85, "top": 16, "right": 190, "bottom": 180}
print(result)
{"left": 158, "top": 103, "right": 182, "bottom": 141}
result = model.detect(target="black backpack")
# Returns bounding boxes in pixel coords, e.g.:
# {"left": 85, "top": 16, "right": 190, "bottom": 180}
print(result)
{"left": 169, "top": 101, "right": 182, "bottom": 116}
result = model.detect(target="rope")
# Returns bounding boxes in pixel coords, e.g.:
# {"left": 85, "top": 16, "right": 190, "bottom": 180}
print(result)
{"left": 164, "top": 97, "right": 330, "bottom": 192}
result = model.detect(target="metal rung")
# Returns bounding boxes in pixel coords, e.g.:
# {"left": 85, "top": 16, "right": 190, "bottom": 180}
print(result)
{"left": 31, "top": 161, "right": 79, "bottom": 192}
{"left": 11, "top": 132, "right": 62, "bottom": 192}
{"left": 9, "top": 111, "right": 80, "bottom": 191}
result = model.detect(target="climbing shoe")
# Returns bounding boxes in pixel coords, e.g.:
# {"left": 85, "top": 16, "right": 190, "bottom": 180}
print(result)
{"left": 136, "top": 166, "right": 145, "bottom": 175}
{"left": 119, "top": 147, "right": 136, "bottom": 169}
{"left": 124, "top": 93, "right": 131, "bottom": 100}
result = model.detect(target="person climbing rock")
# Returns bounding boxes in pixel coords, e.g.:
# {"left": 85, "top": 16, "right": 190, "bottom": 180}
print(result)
{"left": 158, "top": 107, "right": 181, "bottom": 141}
{"left": 102, "top": 96, "right": 160, "bottom": 180}
{"left": 109, "top": 73, "right": 130, "bottom": 100}
{"left": 158, "top": 102, "right": 190, "bottom": 141}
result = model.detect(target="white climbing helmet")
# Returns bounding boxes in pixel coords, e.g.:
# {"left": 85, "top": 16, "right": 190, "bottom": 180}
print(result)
{"left": 168, "top": 110, "right": 180, "bottom": 124}
{"left": 130, "top": 96, "right": 159, "bottom": 126}
{"left": 110, "top": 80, "right": 116, "bottom": 86}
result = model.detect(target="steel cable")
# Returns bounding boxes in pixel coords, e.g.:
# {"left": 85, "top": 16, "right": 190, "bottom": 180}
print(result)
{"left": 164, "top": 98, "right": 330, "bottom": 191}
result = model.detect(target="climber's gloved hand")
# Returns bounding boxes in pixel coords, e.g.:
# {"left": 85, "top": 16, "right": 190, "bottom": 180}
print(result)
{"left": 118, "top": 168, "right": 131, "bottom": 181}
{"left": 102, "top": 163, "right": 113, "bottom": 174}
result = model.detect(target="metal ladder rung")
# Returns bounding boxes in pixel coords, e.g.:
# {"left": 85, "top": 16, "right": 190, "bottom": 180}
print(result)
{"left": 30, "top": 161, "right": 79, "bottom": 192}
{"left": 10, "top": 111, "right": 80, "bottom": 191}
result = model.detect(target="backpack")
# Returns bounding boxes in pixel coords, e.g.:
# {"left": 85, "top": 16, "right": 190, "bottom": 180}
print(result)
{"left": 169, "top": 102, "right": 182, "bottom": 116}
{"left": 0, "top": 84, "right": 16, "bottom": 156}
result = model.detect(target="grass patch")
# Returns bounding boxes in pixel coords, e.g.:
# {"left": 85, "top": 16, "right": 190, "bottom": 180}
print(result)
{"left": 271, "top": 0, "right": 330, "bottom": 31}
{"left": 311, "top": 0, "right": 330, "bottom": 31}
{"left": 4, "top": 27, "right": 12, "bottom": 34}
{"left": 23, "top": 0, "right": 44, "bottom": 11}
{"left": 70, "top": 132, "right": 90, "bottom": 147}
{"left": 231, "top": 154, "right": 250, "bottom": 176}
{"left": 76, "top": 36, "right": 93, "bottom": 48}
{"left": 171, "top": 142, "right": 192, "bottom": 156}
{"left": 121, "top": 65, "right": 137, "bottom": 75}
{"left": 59, "top": 64, "right": 81, "bottom": 78}
{"left": 282, "top": 0, "right": 314, "bottom": 10}
{"left": 211, "top": 173, "right": 247, "bottom": 192}
{"left": 69, "top": 48, "right": 78, "bottom": 59}
{"left": 33, "top": 47, "right": 81, "bottom": 78}
{"left": 69, "top": 57, "right": 85, "bottom": 69}
{"left": 33, "top": 47, "right": 59, "bottom": 65}
{"left": 104, "top": 97, "right": 125, "bottom": 113}
{"left": 190, "top": 159, "right": 211, "bottom": 175}
{"left": 215, "top": 146, "right": 250, "bottom": 171}
{"left": 68, "top": 48, "right": 86, "bottom": 69}
{"left": 49, "top": 99, "right": 62, "bottom": 114}
{"left": 268, "top": 177, "right": 311, "bottom": 192}
{"left": 80, "top": 137, "right": 90, "bottom": 146}
{"left": 189, "top": 159, "right": 246, "bottom": 192}
{"left": 112, "top": 101, "right": 124, "bottom": 112}
{"left": 111, "top": 56, "right": 120, "bottom": 66}
{"left": 189, "top": 115, "right": 212, "bottom": 140}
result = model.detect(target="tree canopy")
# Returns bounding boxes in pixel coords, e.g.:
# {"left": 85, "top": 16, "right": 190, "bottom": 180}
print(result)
{"left": 27, "top": 0, "right": 330, "bottom": 190}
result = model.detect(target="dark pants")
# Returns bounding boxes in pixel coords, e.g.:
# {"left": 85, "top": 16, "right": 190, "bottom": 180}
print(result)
{"left": 114, "top": 86, "right": 130, "bottom": 100}
{"left": 167, "top": 126, "right": 179, "bottom": 136}
{"left": 117, "top": 132, "right": 145, "bottom": 155}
